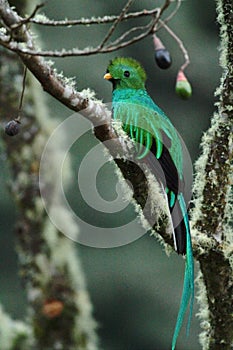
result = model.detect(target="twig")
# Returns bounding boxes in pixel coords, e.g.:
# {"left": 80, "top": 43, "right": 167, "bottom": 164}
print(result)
{"left": 11, "top": 2, "right": 45, "bottom": 29}
{"left": 0, "top": 0, "right": 173, "bottom": 58}
{"left": 0, "top": 0, "right": 175, "bottom": 59}
{"left": 98, "top": 0, "right": 134, "bottom": 49}
{"left": 162, "top": 0, "right": 182, "bottom": 25}
{"left": 0, "top": 18, "right": 160, "bottom": 57}
{"left": 158, "top": 19, "right": 190, "bottom": 71}
{"left": 159, "top": 0, "right": 173, "bottom": 17}
{"left": 29, "top": 8, "right": 160, "bottom": 26}
{"left": 105, "top": 21, "right": 152, "bottom": 49}
{"left": 155, "top": 0, "right": 182, "bottom": 31}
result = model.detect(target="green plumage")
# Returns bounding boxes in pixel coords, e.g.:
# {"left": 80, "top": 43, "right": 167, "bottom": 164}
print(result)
{"left": 105, "top": 57, "right": 194, "bottom": 350}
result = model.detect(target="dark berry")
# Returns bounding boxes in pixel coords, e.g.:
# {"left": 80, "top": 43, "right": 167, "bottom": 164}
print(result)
{"left": 5, "top": 119, "right": 20, "bottom": 136}
{"left": 154, "top": 49, "right": 172, "bottom": 69}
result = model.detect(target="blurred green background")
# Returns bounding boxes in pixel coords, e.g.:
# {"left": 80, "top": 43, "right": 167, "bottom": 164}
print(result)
{"left": 0, "top": 1, "right": 221, "bottom": 349}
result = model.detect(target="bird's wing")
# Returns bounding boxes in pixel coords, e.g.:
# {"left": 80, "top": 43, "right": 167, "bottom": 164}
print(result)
{"left": 113, "top": 95, "right": 183, "bottom": 195}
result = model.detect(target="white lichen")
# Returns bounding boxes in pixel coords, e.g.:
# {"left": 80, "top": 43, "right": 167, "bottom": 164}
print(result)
{"left": 70, "top": 97, "right": 81, "bottom": 107}
{"left": 195, "top": 269, "right": 211, "bottom": 350}
{"left": 81, "top": 88, "right": 97, "bottom": 100}
{"left": 0, "top": 305, "right": 32, "bottom": 349}
{"left": 63, "top": 85, "right": 75, "bottom": 99}
{"left": 0, "top": 27, "right": 7, "bottom": 35}
{"left": 34, "top": 13, "right": 50, "bottom": 23}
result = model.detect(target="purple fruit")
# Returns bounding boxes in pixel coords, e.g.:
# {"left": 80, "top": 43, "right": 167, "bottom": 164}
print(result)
{"left": 5, "top": 119, "right": 20, "bottom": 136}
{"left": 154, "top": 49, "right": 172, "bottom": 69}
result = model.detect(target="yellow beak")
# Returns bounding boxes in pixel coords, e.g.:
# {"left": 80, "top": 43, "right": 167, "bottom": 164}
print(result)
{"left": 104, "top": 73, "right": 112, "bottom": 80}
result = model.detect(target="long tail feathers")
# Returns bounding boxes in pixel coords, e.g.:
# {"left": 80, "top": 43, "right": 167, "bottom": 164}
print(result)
{"left": 171, "top": 193, "right": 194, "bottom": 350}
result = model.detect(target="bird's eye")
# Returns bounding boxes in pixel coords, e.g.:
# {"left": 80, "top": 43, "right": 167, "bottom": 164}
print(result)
{"left": 124, "top": 70, "right": 130, "bottom": 77}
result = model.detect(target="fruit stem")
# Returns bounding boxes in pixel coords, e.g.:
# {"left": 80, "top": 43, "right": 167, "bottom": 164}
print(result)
{"left": 18, "top": 66, "right": 27, "bottom": 120}
{"left": 153, "top": 34, "right": 165, "bottom": 50}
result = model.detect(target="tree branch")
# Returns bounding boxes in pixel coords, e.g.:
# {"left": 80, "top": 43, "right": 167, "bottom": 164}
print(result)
{"left": 10, "top": 2, "right": 45, "bottom": 29}
{"left": 0, "top": 0, "right": 175, "bottom": 249}
{"left": 30, "top": 8, "right": 160, "bottom": 27}
{"left": 98, "top": 0, "right": 135, "bottom": 49}
{"left": 0, "top": 0, "right": 175, "bottom": 57}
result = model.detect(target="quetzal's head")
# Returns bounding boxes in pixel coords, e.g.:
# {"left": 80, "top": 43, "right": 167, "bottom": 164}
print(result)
{"left": 104, "top": 57, "right": 147, "bottom": 90}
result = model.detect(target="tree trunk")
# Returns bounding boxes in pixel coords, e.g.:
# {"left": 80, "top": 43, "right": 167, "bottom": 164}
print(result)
{"left": 192, "top": 0, "right": 233, "bottom": 349}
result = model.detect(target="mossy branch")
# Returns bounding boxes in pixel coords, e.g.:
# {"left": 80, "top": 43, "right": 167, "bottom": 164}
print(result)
{"left": 0, "top": 0, "right": 171, "bottom": 246}
{"left": 191, "top": 0, "right": 233, "bottom": 349}
{"left": 0, "top": 0, "right": 176, "bottom": 57}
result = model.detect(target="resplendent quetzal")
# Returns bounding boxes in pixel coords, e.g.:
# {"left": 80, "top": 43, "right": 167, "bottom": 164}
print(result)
{"left": 104, "top": 57, "right": 194, "bottom": 350}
